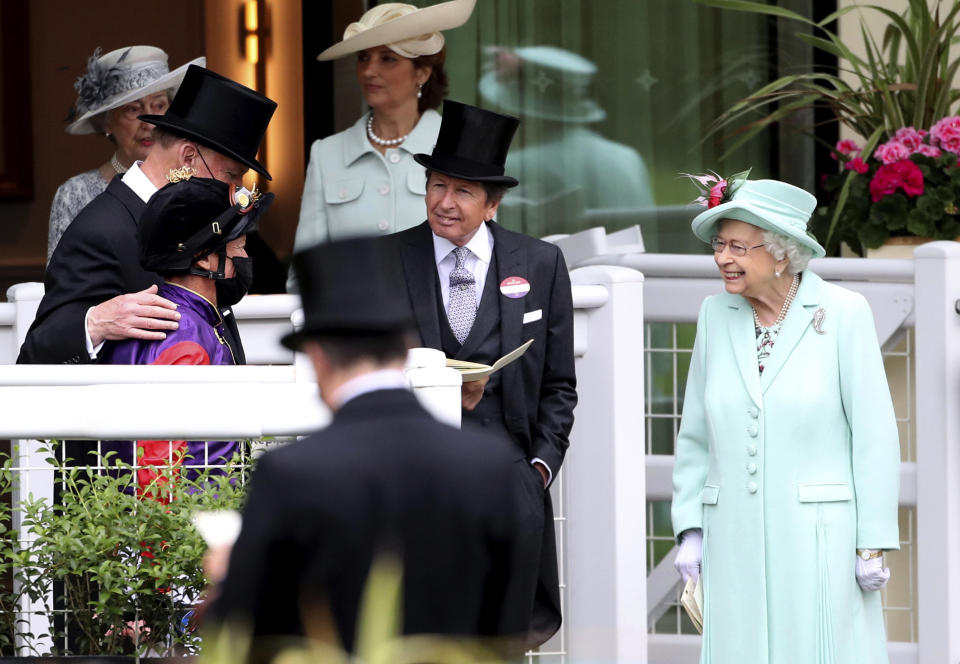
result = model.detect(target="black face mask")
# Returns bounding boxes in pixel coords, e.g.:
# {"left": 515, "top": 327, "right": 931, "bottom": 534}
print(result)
{"left": 216, "top": 256, "right": 254, "bottom": 308}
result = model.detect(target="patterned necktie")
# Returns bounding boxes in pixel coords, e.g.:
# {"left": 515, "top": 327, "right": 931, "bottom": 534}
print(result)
{"left": 447, "top": 246, "right": 477, "bottom": 344}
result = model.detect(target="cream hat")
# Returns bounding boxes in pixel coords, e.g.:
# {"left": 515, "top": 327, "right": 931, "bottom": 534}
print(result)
{"left": 317, "top": 0, "right": 476, "bottom": 61}
{"left": 66, "top": 46, "right": 205, "bottom": 135}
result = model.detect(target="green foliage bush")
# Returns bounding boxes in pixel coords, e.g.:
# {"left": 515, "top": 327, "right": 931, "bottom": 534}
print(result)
{"left": 1, "top": 446, "right": 250, "bottom": 657}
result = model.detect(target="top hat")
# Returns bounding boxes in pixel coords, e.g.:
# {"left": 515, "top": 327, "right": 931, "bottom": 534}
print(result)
{"left": 66, "top": 46, "right": 206, "bottom": 135}
{"left": 138, "top": 177, "right": 274, "bottom": 275}
{"left": 479, "top": 46, "right": 606, "bottom": 124}
{"left": 413, "top": 100, "right": 520, "bottom": 187}
{"left": 691, "top": 179, "right": 825, "bottom": 258}
{"left": 318, "top": 0, "right": 476, "bottom": 61}
{"left": 139, "top": 65, "right": 277, "bottom": 180}
{"left": 281, "top": 237, "right": 414, "bottom": 350}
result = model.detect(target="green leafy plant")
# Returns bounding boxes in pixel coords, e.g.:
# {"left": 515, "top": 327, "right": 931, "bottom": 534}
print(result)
{"left": 6, "top": 445, "right": 250, "bottom": 657}
{"left": 696, "top": 0, "right": 960, "bottom": 250}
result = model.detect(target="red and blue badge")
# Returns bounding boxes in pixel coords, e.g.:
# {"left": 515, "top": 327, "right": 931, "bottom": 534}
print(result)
{"left": 500, "top": 276, "right": 530, "bottom": 299}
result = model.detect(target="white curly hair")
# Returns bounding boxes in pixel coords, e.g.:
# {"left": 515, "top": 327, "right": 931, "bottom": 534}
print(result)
{"left": 762, "top": 230, "right": 814, "bottom": 274}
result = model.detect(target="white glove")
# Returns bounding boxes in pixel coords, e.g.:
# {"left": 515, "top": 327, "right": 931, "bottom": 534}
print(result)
{"left": 674, "top": 528, "right": 703, "bottom": 583}
{"left": 855, "top": 551, "right": 890, "bottom": 591}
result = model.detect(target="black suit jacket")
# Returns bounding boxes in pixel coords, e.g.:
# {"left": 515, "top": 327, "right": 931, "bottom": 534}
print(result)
{"left": 18, "top": 177, "right": 244, "bottom": 364}
{"left": 210, "top": 389, "right": 529, "bottom": 659}
{"left": 393, "top": 221, "right": 577, "bottom": 474}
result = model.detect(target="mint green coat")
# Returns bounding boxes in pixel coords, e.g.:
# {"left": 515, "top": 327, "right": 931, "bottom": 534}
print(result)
{"left": 672, "top": 271, "right": 900, "bottom": 664}
{"left": 288, "top": 110, "right": 440, "bottom": 291}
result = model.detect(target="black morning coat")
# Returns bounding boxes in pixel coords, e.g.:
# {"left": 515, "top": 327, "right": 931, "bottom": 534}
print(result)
{"left": 17, "top": 176, "right": 245, "bottom": 365}
{"left": 391, "top": 220, "right": 578, "bottom": 647}
{"left": 209, "top": 389, "right": 530, "bottom": 660}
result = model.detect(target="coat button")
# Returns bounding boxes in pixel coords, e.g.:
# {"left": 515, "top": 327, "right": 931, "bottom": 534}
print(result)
{"left": 389, "top": 152, "right": 401, "bottom": 163}
{"left": 338, "top": 189, "right": 347, "bottom": 200}
{"left": 747, "top": 424, "right": 758, "bottom": 437}
{"left": 746, "top": 462, "right": 758, "bottom": 475}
{"left": 378, "top": 184, "right": 390, "bottom": 195}
{"left": 746, "top": 444, "right": 757, "bottom": 456}
{"left": 748, "top": 407, "right": 759, "bottom": 419}
{"left": 747, "top": 481, "right": 758, "bottom": 494}
{"left": 377, "top": 220, "right": 389, "bottom": 232}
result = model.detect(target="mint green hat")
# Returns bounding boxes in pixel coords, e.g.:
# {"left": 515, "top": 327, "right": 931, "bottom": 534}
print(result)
{"left": 690, "top": 179, "right": 825, "bottom": 258}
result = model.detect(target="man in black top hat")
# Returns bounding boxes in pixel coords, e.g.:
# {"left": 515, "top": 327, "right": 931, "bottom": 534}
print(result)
{"left": 389, "top": 100, "right": 577, "bottom": 647}
{"left": 208, "top": 237, "right": 528, "bottom": 660}
{"left": 18, "top": 65, "right": 276, "bottom": 365}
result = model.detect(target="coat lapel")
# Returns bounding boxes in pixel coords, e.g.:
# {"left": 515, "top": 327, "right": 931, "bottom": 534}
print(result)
{"left": 399, "top": 222, "right": 442, "bottom": 348}
{"left": 490, "top": 223, "right": 525, "bottom": 357}
{"left": 759, "top": 271, "right": 822, "bottom": 394}
{"left": 726, "top": 295, "right": 762, "bottom": 408}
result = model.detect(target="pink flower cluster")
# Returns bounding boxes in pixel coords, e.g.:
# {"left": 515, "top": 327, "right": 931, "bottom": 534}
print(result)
{"left": 828, "top": 117, "right": 960, "bottom": 202}
{"left": 869, "top": 160, "right": 924, "bottom": 202}
{"left": 930, "top": 116, "right": 960, "bottom": 154}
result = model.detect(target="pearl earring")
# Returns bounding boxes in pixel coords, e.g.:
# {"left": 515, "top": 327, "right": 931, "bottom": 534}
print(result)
{"left": 417, "top": 82, "right": 423, "bottom": 99}
{"left": 775, "top": 270, "right": 781, "bottom": 278}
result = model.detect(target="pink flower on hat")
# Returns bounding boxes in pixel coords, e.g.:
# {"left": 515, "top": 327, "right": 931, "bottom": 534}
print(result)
{"left": 707, "top": 180, "right": 727, "bottom": 208}
{"left": 874, "top": 140, "right": 911, "bottom": 165}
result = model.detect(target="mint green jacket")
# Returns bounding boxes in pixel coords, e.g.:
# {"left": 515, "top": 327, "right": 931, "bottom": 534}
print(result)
{"left": 672, "top": 270, "right": 900, "bottom": 664}
{"left": 288, "top": 110, "right": 440, "bottom": 291}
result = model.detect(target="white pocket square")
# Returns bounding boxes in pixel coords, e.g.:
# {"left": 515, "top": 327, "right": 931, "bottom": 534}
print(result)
{"left": 523, "top": 309, "right": 542, "bottom": 324}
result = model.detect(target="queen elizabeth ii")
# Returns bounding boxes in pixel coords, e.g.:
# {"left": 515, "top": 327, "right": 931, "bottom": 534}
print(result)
{"left": 671, "top": 176, "right": 901, "bottom": 664}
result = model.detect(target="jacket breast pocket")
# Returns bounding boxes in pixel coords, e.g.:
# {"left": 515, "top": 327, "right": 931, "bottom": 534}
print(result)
{"left": 324, "top": 177, "right": 365, "bottom": 205}
{"left": 701, "top": 484, "right": 720, "bottom": 505}
{"left": 797, "top": 482, "right": 852, "bottom": 502}
{"left": 406, "top": 170, "right": 427, "bottom": 196}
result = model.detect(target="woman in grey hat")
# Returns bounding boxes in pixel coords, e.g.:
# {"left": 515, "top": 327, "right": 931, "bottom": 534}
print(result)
{"left": 47, "top": 46, "right": 203, "bottom": 260}
{"left": 670, "top": 173, "right": 901, "bottom": 664}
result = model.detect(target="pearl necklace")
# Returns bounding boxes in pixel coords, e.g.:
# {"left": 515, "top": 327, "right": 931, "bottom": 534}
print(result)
{"left": 366, "top": 115, "right": 408, "bottom": 146}
{"left": 110, "top": 153, "right": 128, "bottom": 175}
{"left": 753, "top": 273, "right": 800, "bottom": 329}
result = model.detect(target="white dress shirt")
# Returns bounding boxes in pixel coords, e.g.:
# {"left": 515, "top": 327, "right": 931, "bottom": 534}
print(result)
{"left": 331, "top": 369, "right": 409, "bottom": 409}
{"left": 432, "top": 221, "right": 493, "bottom": 311}
{"left": 84, "top": 162, "right": 158, "bottom": 358}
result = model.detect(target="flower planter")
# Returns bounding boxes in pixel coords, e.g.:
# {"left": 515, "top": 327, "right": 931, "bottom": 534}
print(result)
{"left": 865, "top": 236, "right": 937, "bottom": 260}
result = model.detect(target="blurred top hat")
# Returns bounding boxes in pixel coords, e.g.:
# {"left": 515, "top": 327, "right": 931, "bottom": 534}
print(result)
{"left": 413, "top": 100, "right": 520, "bottom": 187}
{"left": 281, "top": 237, "right": 414, "bottom": 350}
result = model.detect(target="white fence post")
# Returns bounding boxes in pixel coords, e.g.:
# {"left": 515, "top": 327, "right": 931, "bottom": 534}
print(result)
{"left": 6, "top": 282, "right": 44, "bottom": 362}
{"left": 913, "top": 241, "right": 960, "bottom": 664}
{"left": 566, "top": 265, "right": 646, "bottom": 662}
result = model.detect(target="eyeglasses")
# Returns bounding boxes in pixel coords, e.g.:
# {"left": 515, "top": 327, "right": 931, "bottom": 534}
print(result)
{"left": 710, "top": 237, "right": 766, "bottom": 257}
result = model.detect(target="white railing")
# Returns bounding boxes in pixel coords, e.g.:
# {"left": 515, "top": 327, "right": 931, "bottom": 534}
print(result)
{"left": 1, "top": 274, "right": 647, "bottom": 662}
{"left": 4, "top": 239, "right": 959, "bottom": 664}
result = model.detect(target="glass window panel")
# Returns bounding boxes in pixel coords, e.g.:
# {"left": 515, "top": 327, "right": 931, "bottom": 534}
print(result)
{"left": 418, "top": 0, "right": 779, "bottom": 252}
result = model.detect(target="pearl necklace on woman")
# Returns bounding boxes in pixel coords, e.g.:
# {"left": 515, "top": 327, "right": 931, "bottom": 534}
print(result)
{"left": 753, "top": 273, "right": 800, "bottom": 329}
{"left": 110, "top": 153, "right": 128, "bottom": 175}
{"left": 367, "top": 115, "right": 409, "bottom": 146}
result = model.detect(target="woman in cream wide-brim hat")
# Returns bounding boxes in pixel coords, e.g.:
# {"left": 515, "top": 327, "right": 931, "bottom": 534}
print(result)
{"left": 48, "top": 46, "right": 204, "bottom": 261}
{"left": 671, "top": 174, "right": 901, "bottom": 664}
{"left": 287, "top": 0, "right": 476, "bottom": 292}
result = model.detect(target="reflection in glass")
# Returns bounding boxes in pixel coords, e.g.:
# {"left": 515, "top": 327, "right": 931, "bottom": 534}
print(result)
{"left": 480, "top": 45, "right": 654, "bottom": 239}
